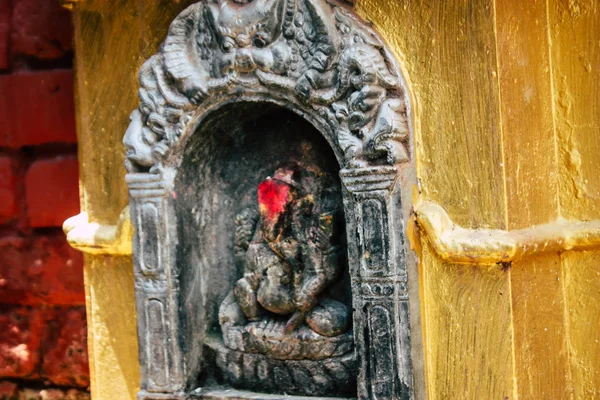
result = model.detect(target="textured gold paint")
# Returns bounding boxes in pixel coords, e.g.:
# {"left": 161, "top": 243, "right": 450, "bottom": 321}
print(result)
{"left": 547, "top": 1, "right": 600, "bottom": 398}
{"left": 563, "top": 251, "right": 600, "bottom": 399}
{"left": 356, "top": 0, "right": 507, "bottom": 230}
{"left": 73, "top": 1, "right": 140, "bottom": 224}
{"left": 72, "top": 4, "right": 141, "bottom": 397}
{"left": 354, "top": 1, "right": 515, "bottom": 399}
{"left": 549, "top": 0, "right": 600, "bottom": 220}
{"left": 85, "top": 255, "right": 140, "bottom": 400}
{"left": 494, "top": 1, "right": 572, "bottom": 399}
{"left": 495, "top": 0, "right": 559, "bottom": 228}
{"left": 511, "top": 254, "right": 572, "bottom": 399}
{"left": 420, "top": 242, "right": 514, "bottom": 400}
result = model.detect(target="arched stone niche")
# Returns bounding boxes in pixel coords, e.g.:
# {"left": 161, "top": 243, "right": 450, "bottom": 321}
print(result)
{"left": 123, "top": 1, "right": 417, "bottom": 399}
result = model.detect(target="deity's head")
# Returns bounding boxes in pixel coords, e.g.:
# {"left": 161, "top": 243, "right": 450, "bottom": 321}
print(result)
{"left": 257, "top": 164, "right": 300, "bottom": 240}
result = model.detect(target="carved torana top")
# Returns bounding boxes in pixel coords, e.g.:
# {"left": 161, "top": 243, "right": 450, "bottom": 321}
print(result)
{"left": 123, "top": 0, "right": 411, "bottom": 173}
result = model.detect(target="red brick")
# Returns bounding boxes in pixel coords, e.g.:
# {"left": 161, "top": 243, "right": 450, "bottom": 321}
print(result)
{"left": 25, "top": 156, "right": 79, "bottom": 228}
{"left": 0, "top": 71, "right": 77, "bottom": 148}
{"left": 26, "top": 236, "right": 85, "bottom": 306}
{"left": 41, "top": 307, "right": 89, "bottom": 388}
{"left": 0, "top": 306, "right": 44, "bottom": 378}
{"left": 0, "top": 156, "right": 18, "bottom": 223}
{"left": 0, "top": 234, "right": 84, "bottom": 306}
{"left": 0, "top": 0, "right": 9, "bottom": 69}
{"left": 0, "top": 381, "right": 18, "bottom": 398}
{"left": 0, "top": 237, "right": 28, "bottom": 304}
{"left": 11, "top": 0, "right": 72, "bottom": 60}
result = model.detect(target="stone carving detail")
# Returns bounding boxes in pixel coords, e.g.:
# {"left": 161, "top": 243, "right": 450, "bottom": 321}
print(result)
{"left": 368, "top": 305, "right": 394, "bottom": 399}
{"left": 124, "top": 2, "right": 416, "bottom": 399}
{"left": 209, "top": 338, "right": 358, "bottom": 397}
{"left": 341, "top": 170, "right": 413, "bottom": 399}
{"left": 139, "top": 203, "right": 161, "bottom": 273}
{"left": 361, "top": 198, "right": 387, "bottom": 273}
{"left": 216, "top": 163, "right": 356, "bottom": 395}
{"left": 124, "top": 0, "right": 410, "bottom": 173}
{"left": 146, "top": 299, "right": 169, "bottom": 387}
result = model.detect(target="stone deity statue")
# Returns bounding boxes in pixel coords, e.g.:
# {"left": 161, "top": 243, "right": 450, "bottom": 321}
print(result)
{"left": 219, "top": 163, "right": 353, "bottom": 360}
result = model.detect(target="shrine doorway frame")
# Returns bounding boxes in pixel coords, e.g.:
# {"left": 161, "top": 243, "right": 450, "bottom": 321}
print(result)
{"left": 123, "top": 2, "right": 422, "bottom": 399}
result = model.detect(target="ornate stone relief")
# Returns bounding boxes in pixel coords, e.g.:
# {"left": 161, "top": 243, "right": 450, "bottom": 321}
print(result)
{"left": 123, "top": 0, "right": 411, "bottom": 174}
{"left": 124, "top": 1, "right": 415, "bottom": 399}
{"left": 212, "top": 163, "right": 357, "bottom": 396}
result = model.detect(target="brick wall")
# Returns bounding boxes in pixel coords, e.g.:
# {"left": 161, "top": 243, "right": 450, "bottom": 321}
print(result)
{"left": 0, "top": 1, "right": 89, "bottom": 399}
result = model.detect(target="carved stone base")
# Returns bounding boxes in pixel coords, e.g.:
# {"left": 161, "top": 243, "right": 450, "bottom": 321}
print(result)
{"left": 205, "top": 337, "right": 357, "bottom": 397}
{"left": 191, "top": 388, "right": 355, "bottom": 400}
{"left": 138, "top": 391, "right": 187, "bottom": 400}
{"left": 221, "top": 320, "right": 354, "bottom": 361}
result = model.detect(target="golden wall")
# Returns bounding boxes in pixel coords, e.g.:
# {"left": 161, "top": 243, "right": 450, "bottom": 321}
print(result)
{"left": 66, "top": 0, "right": 600, "bottom": 399}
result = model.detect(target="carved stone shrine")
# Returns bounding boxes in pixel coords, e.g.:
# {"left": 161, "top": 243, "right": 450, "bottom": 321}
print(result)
{"left": 123, "top": 0, "right": 415, "bottom": 398}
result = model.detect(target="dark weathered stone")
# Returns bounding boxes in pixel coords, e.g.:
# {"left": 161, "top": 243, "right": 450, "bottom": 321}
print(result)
{"left": 122, "top": 0, "right": 411, "bottom": 174}
{"left": 207, "top": 337, "right": 357, "bottom": 397}
{"left": 220, "top": 293, "right": 353, "bottom": 360}
{"left": 213, "top": 162, "right": 355, "bottom": 394}
{"left": 123, "top": 0, "right": 415, "bottom": 399}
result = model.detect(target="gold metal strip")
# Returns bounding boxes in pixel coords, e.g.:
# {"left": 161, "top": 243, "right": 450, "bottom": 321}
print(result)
{"left": 63, "top": 207, "right": 133, "bottom": 256}
{"left": 411, "top": 199, "right": 600, "bottom": 264}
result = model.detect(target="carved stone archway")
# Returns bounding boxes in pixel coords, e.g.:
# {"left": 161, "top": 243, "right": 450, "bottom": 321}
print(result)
{"left": 123, "top": 1, "right": 415, "bottom": 399}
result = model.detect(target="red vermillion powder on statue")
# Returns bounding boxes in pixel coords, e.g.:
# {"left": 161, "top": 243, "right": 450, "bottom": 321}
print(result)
{"left": 258, "top": 178, "right": 290, "bottom": 221}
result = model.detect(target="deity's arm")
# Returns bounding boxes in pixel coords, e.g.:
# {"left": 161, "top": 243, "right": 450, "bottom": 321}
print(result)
{"left": 296, "top": 244, "right": 338, "bottom": 309}
{"left": 232, "top": 210, "right": 262, "bottom": 320}
{"left": 286, "top": 227, "right": 339, "bottom": 333}
{"left": 274, "top": 237, "right": 300, "bottom": 271}
{"left": 234, "top": 252, "right": 263, "bottom": 321}
{"left": 234, "top": 209, "right": 259, "bottom": 267}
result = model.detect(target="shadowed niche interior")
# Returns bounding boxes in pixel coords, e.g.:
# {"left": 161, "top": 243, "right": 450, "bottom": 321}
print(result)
{"left": 174, "top": 102, "right": 356, "bottom": 397}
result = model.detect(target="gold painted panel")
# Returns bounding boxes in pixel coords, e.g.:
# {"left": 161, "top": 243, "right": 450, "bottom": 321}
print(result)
{"left": 511, "top": 254, "right": 572, "bottom": 400}
{"left": 73, "top": 1, "right": 142, "bottom": 224}
{"left": 549, "top": 0, "right": 600, "bottom": 220}
{"left": 563, "top": 251, "right": 600, "bottom": 400}
{"left": 84, "top": 255, "right": 139, "bottom": 400}
{"left": 356, "top": 0, "right": 507, "bottom": 230}
{"left": 495, "top": 2, "right": 571, "bottom": 399}
{"left": 548, "top": 2, "right": 600, "bottom": 399}
{"left": 420, "top": 243, "right": 515, "bottom": 400}
{"left": 495, "top": 0, "right": 559, "bottom": 229}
